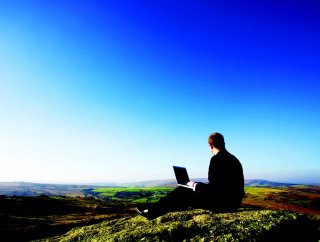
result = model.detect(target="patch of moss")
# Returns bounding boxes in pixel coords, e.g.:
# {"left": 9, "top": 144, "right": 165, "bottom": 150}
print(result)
{"left": 39, "top": 209, "right": 308, "bottom": 242}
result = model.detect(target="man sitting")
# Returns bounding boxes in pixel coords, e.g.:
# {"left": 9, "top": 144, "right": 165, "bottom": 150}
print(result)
{"left": 136, "top": 132, "right": 245, "bottom": 219}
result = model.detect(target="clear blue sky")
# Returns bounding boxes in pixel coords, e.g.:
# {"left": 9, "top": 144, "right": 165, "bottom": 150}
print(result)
{"left": 0, "top": 0, "right": 319, "bottom": 184}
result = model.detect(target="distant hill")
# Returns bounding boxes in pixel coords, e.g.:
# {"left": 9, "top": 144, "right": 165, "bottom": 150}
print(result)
{"left": 0, "top": 182, "right": 94, "bottom": 197}
{"left": 120, "top": 178, "right": 298, "bottom": 188}
{"left": 0, "top": 179, "right": 310, "bottom": 197}
{"left": 244, "top": 179, "right": 298, "bottom": 187}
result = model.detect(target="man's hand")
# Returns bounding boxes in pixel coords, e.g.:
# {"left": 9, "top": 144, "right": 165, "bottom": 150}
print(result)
{"left": 187, "top": 181, "right": 197, "bottom": 189}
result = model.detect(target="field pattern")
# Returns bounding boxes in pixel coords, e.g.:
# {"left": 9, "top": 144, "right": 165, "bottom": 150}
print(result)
{"left": 87, "top": 185, "right": 320, "bottom": 217}
{"left": 88, "top": 187, "right": 174, "bottom": 203}
{"left": 243, "top": 186, "right": 320, "bottom": 216}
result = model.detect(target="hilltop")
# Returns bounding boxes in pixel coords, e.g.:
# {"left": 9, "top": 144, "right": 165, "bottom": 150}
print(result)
{"left": 39, "top": 208, "right": 318, "bottom": 242}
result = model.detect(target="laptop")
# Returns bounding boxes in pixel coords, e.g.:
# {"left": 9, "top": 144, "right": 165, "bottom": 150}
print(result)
{"left": 173, "top": 166, "right": 193, "bottom": 189}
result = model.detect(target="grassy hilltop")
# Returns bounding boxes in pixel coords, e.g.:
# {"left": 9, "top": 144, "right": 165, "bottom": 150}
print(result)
{"left": 39, "top": 208, "right": 317, "bottom": 242}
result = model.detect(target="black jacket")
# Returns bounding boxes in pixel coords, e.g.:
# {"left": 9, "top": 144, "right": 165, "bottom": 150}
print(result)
{"left": 196, "top": 149, "right": 245, "bottom": 211}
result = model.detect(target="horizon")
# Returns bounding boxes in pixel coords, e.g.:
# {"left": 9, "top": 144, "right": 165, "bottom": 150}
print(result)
{"left": 1, "top": 177, "right": 319, "bottom": 187}
{"left": 1, "top": 1, "right": 319, "bottom": 184}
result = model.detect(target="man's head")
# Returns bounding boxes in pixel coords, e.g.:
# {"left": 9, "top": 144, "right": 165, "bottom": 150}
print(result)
{"left": 208, "top": 132, "right": 225, "bottom": 155}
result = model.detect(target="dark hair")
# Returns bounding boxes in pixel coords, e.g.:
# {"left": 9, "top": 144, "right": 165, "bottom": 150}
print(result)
{"left": 208, "top": 132, "right": 225, "bottom": 150}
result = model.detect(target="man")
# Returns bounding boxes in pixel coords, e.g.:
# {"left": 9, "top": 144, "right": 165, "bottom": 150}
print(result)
{"left": 136, "top": 132, "right": 245, "bottom": 219}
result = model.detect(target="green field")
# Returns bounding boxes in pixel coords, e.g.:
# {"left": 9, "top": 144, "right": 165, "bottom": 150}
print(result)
{"left": 88, "top": 186, "right": 320, "bottom": 214}
{"left": 91, "top": 187, "right": 174, "bottom": 203}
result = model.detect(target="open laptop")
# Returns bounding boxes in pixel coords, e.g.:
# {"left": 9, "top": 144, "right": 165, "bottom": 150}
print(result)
{"left": 173, "top": 166, "right": 193, "bottom": 189}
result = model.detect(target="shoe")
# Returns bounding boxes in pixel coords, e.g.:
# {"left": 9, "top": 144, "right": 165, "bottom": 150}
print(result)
{"left": 135, "top": 207, "right": 149, "bottom": 215}
{"left": 135, "top": 207, "right": 157, "bottom": 219}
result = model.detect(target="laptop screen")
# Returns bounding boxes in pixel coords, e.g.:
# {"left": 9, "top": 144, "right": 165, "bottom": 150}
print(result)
{"left": 173, "top": 166, "right": 190, "bottom": 185}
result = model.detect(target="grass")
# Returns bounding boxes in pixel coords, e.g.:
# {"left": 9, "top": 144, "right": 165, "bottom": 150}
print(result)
{"left": 41, "top": 208, "right": 318, "bottom": 242}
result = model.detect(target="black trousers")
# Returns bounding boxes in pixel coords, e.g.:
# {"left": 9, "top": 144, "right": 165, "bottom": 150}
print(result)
{"left": 148, "top": 186, "right": 209, "bottom": 217}
{"left": 147, "top": 185, "right": 241, "bottom": 218}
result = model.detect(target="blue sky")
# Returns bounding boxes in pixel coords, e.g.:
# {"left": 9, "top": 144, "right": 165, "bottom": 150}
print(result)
{"left": 0, "top": 1, "right": 319, "bottom": 184}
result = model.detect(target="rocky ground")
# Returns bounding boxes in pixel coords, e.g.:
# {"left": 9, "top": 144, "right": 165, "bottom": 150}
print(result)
{"left": 38, "top": 207, "right": 319, "bottom": 242}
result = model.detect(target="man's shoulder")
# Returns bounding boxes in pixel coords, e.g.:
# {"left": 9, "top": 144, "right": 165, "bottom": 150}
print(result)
{"left": 218, "top": 150, "right": 234, "bottom": 158}
{"left": 220, "top": 150, "right": 241, "bottom": 164}
{"left": 224, "top": 150, "right": 239, "bottom": 158}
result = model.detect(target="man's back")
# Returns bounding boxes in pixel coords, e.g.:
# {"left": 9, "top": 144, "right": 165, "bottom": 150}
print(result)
{"left": 208, "top": 150, "right": 245, "bottom": 209}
